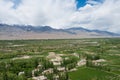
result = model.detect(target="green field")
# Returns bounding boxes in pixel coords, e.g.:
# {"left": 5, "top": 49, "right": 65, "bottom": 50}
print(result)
{"left": 0, "top": 38, "right": 120, "bottom": 80}
{"left": 69, "top": 67, "right": 119, "bottom": 80}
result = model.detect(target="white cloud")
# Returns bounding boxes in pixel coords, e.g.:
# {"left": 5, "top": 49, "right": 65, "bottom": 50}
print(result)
{"left": 0, "top": 0, "right": 120, "bottom": 33}
{"left": 4, "top": 0, "right": 77, "bottom": 29}
{"left": 68, "top": 0, "right": 120, "bottom": 33}
{"left": 87, "top": 0, "right": 101, "bottom": 5}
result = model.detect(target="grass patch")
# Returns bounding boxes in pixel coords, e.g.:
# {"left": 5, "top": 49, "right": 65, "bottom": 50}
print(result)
{"left": 69, "top": 67, "right": 118, "bottom": 80}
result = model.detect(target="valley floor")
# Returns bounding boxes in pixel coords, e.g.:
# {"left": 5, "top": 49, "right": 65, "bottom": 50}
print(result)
{"left": 0, "top": 38, "right": 120, "bottom": 80}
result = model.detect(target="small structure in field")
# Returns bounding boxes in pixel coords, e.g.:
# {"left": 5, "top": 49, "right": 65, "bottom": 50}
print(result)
{"left": 69, "top": 68, "right": 77, "bottom": 72}
{"left": 18, "top": 71, "right": 24, "bottom": 76}
{"left": 12, "top": 55, "right": 30, "bottom": 60}
{"left": 73, "top": 53, "right": 79, "bottom": 58}
{"left": 57, "top": 67, "right": 65, "bottom": 72}
{"left": 47, "top": 52, "right": 63, "bottom": 66}
{"left": 77, "top": 59, "right": 86, "bottom": 66}
{"left": 92, "top": 59, "right": 106, "bottom": 66}
{"left": 33, "top": 75, "right": 47, "bottom": 80}
{"left": 42, "top": 68, "right": 53, "bottom": 74}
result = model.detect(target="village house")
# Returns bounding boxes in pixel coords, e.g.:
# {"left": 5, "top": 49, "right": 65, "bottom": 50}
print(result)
{"left": 47, "top": 52, "right": 63, "bottom": 66}
{"left": 50, "top": 58, "right": 62, "bottom": 66}
{"left": 92, "top": 59, "right": 106, "bottom": 66}
{"left": 33, "top": 75, "right": 47, "bottom": 80}
{"left": 57, "top": 67, "right": 65, "bottom": 72}
{"left": 42, "top": 68, "right": 53, "bottom": 74}
{"left": 18, "top": 71, "right": 24, "bottom": 76}
{"left": 77, "top": 59, "right": 86, "bottom": 66}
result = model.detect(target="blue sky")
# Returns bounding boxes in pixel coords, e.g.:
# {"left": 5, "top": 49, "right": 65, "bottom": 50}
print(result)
{"left": 76, "top": 0, "right": 87, "bottom": 8}
{"left": 13, "top": 0, "right": 104, "bottom": 9}
{"left": 13, "top": 0, "right": 87, "bottom": 8}
{"left": 76, "top": 0, "right": 104, "bottom": 8}
{"left": 12, "top": 0, "right": 21, "bottom": 8}
{"left": 12, "top": 0, "right": 21, "bottom": 4}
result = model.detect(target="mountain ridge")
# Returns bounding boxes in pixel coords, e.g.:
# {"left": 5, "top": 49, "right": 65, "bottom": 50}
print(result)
{"left": 0, "top": 24, "right": 119, "bottom": 40}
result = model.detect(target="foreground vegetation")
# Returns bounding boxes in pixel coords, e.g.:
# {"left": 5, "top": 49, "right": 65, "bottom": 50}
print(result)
{"left": 0, "top": 38, "right": 120, "bottom": 80}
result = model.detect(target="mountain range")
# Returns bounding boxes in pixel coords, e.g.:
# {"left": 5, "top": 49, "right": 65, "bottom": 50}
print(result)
{"left": 0, "top": 24, "right": 119, "bottom": 40}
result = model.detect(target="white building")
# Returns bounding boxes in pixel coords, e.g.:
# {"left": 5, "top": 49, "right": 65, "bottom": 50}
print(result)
{"left": 47, "top": 52, "right": 63, "bottom": 66}
{"left": 33, "top": 75, "right": 47, "bottom": 80}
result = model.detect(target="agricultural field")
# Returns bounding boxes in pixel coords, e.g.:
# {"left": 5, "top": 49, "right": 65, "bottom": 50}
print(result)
{"left": 0, "top": 38, "right": 120, "bottom": 80}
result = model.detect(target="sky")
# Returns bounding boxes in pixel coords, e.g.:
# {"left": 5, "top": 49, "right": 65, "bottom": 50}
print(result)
{"left": 0, "top": 0, "right": 120, "bottom": 33}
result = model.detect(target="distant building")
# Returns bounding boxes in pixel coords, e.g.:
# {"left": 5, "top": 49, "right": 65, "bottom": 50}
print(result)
{"left": 92, "top": 59, "right": 106, "bottom": 66}
{"left": 18, "top": 71, "right": 24, "bottom": 76}
{"left": 50, "top": 58, "right": 62, "bottom": 66}
{"left": 57, "top": 67, "right": 65, "bottom": 72}
{"left": 33, "top": 75, "right": 47, "bottom": 80}
{"left": 47, "top": 52, "right": 63, "bottom": 66}
{"left": 77, "top": 59, "right": 86, "bottom": 66}
{"left": 42, "top": 68, "right": 53, "bottom": 74}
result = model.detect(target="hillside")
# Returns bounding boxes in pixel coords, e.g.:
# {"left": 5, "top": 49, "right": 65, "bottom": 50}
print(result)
{"left": 0, "top": 24, "right": 119, "bottom": 40}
